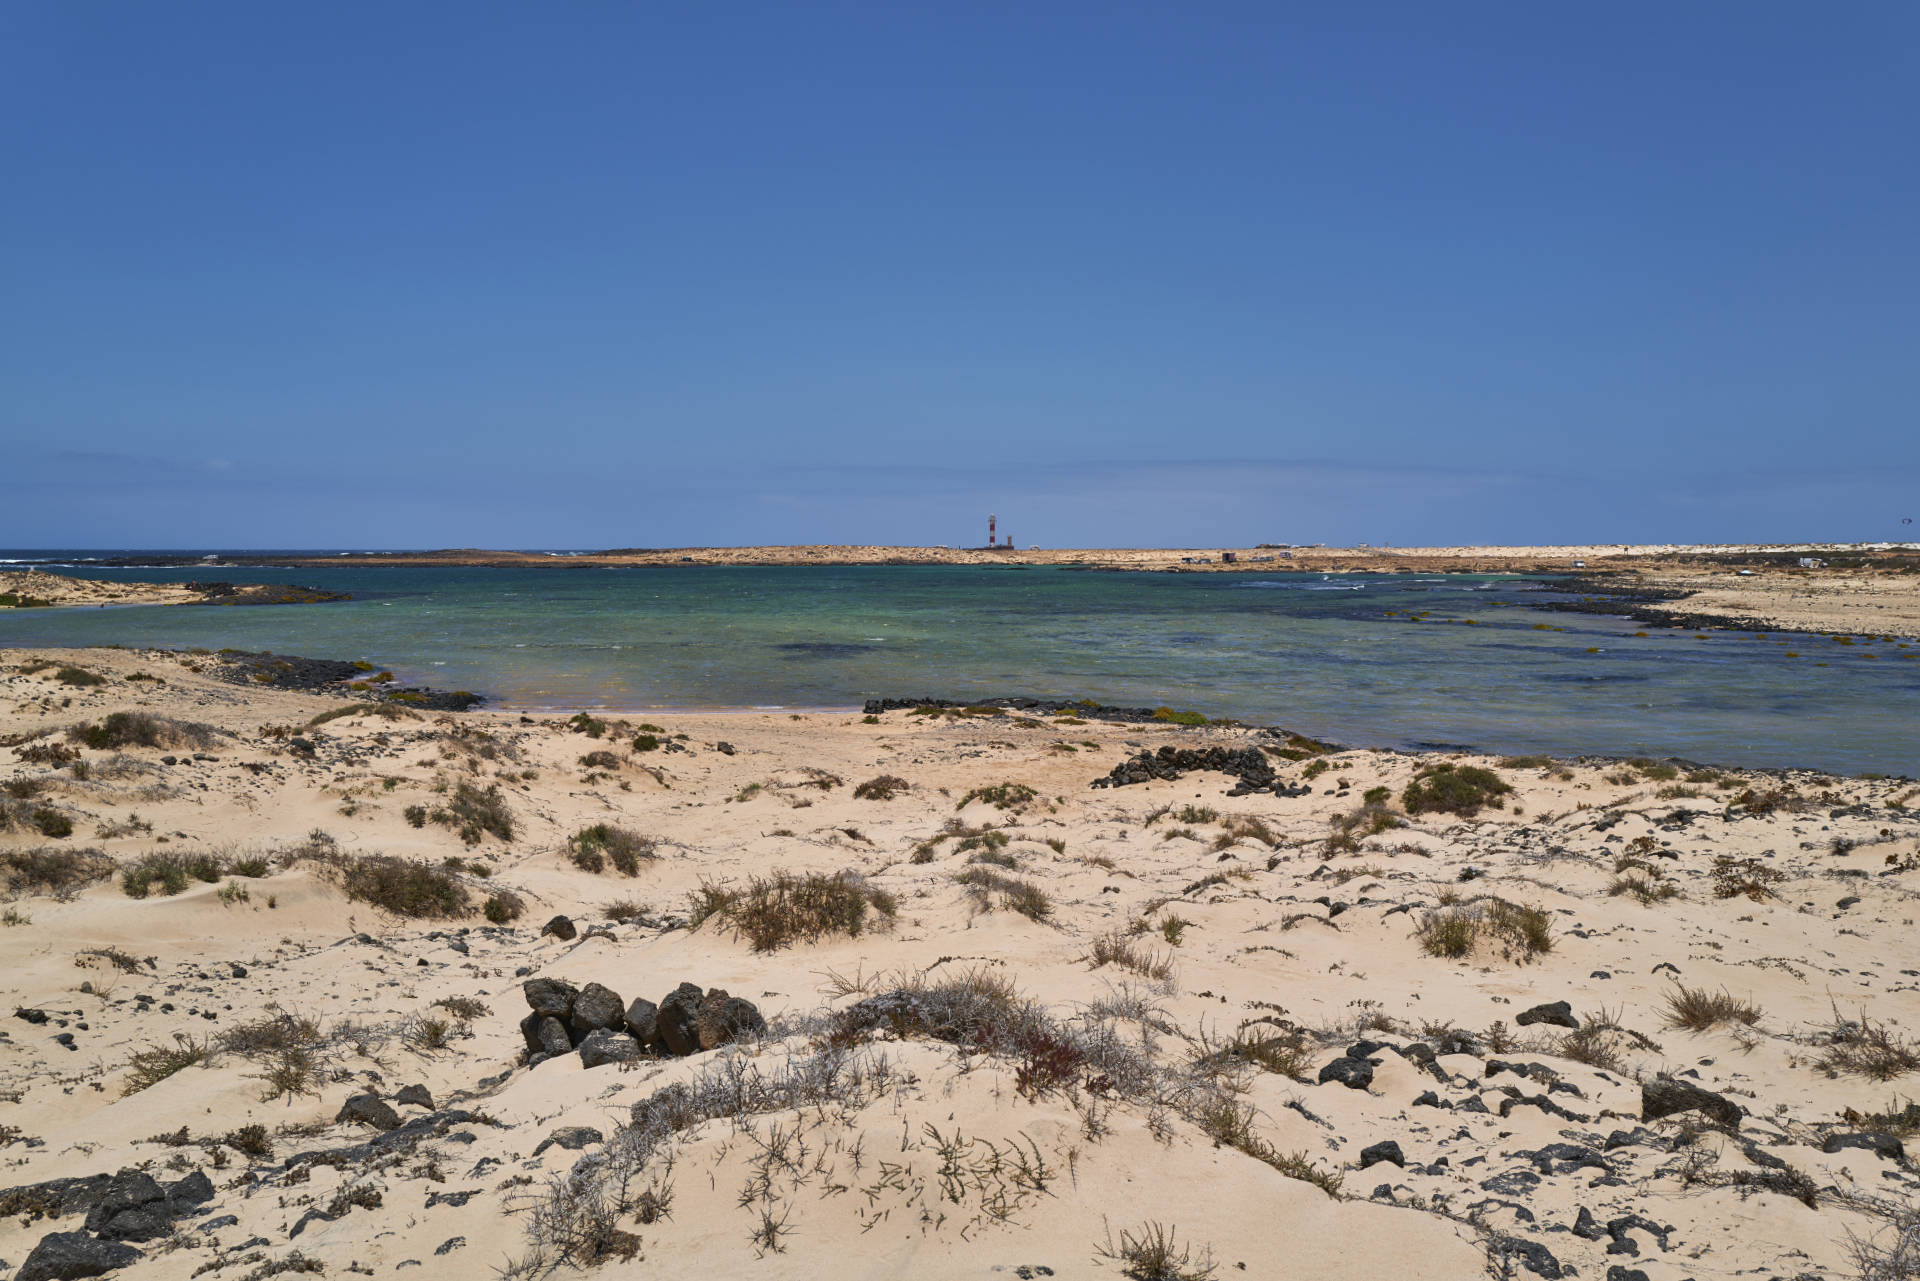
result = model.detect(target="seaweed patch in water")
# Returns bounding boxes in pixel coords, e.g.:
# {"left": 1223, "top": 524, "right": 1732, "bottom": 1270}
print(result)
{"left": 776, "top": 642, "right": 880, "bottom": 659}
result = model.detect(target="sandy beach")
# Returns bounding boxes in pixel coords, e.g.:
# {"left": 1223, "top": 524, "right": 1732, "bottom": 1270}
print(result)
{"left": 3, "top": 645, "right": 1917, "bottom": 1279}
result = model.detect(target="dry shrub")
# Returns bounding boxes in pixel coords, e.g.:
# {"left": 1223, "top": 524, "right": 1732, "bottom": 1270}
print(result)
{"left": 568, "top": 824, "right": 658, "bottom": 875}
{"left": 853, "top": 774, "right": 910, "bottom": 800}
{"left": 1821, "top": 1013, "right": 1920, "bottom": 1081}
{"left": 1664, "top": 985, "right": 1763, "bottom": 1032}
{"left": 1096, "top": 1220, "right": 1217, "bottom": 1281}
{"left": 1712, "top": 857, "right": 1784, "bottom": 901}
{"left": 122, "top": 1035, "right": 212, "bottom": 1095}
{"left": 1417, "top": 896, "right": 1552, "bottom": 962}
{"left": 689, "top": 870, "right": 897, "bottom": 951}
{"left": 1608, "top": 873, "right": 1680, "bottom": 904}
{"left": 300, "top": 851, "right": 470, "bottom": 918}
{"left": 1, "top": 845, "right": 113, "bottom": 899}
{"left": 957, "top": 782, "right": 1037, "bottom": 811}
{"left": 120, "top": 851, "right": 222, "bottom": 898}
{"left": 1091, "top": 931, "right": 1175, "bottom": 981}
{"left": 955, "top": 866, "right": 1053, "bottom": 921}
{"left": 68, "top": 712, "right": 218, "bottom": 751}
{"left": 1211, "top": 815, "right": 1278, "bottom": 850}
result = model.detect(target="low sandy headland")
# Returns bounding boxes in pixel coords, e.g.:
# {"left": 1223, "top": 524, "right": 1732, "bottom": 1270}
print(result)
{"left": 3, "top": 647, "right": 1918, "bottom": 1279}
{"left": 25, "top": 543, "right": 1920, "bottom": 639}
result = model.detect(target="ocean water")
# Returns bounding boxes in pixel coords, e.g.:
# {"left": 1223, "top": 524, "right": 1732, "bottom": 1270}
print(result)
{"left": 1, "top": 557, "right": 1915, "bottom": 776}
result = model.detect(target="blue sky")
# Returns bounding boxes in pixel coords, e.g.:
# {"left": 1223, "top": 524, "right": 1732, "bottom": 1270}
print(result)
{"left": 4, "top": 3, "right": 1915, "bottom": 548}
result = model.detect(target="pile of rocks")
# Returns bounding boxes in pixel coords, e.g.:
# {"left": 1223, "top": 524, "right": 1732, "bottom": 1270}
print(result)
{"left": 520, "top": 977, "right": 766, "bottom": 1068}
{"left": 6, "top": 1167, "right": 214, "bottom": 1281}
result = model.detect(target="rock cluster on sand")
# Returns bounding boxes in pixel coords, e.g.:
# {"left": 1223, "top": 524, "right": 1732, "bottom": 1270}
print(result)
{"left": 519, "top": 976, "right": 765, "bottom": 1067}
{"left": 6, "top": 1167, "right": 214, "bottom": 1281}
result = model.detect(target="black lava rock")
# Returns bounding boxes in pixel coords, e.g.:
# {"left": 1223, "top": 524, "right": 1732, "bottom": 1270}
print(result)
{"left": 1515, "top": 1001, "right": 1579, "bottom": 1029}
{"left": 1641, "top": 1077, "right": 1741, "bottom": 1130}
{"left": 521, "top": 977, "right": 577, "bottom": 1019}
{"left": 1823, "top": 1131, "right": 1905, "bottom": 1160}
{"left": 16, "top": 1231, "right": 143, "bottom": 1281}
{"left": 624, "top": 997, "right": 659, "bottom": 1048}
{"left": 521, "top": 1013, "right": 571, "bottom": 1059}
{"left": 540, "top": 915, "right": 577, "bottom": 941}
{"left": 569, "top": 982, "right": 626, "bottom": 1036}
{"left": 83, "top": 1171, "right": 171, "bottom": 1243}
{"left": 578, "top": 1029, "right": 642, "bottom": 1068}
{"left": 335, "top": 1094, "right": 402, "bottom": 1131}
{"left": 1317, "top": 1057, "right": 1374, "bottom": 1090}
{"left": 697, "top": 990, "right": 767, "bottom": 1050}
{"left": 1358, "top": 1140, "right": 1404, "bottom": 1169}
{"left": 395, "top": 1084, "right": 434, "bottom": 1110}
{"left": 656, "top": 982, "right": 705, "bottom": 1057}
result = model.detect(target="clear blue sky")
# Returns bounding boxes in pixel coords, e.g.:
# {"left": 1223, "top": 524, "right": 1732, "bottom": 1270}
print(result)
{"left": 4, "top": 3, "right": 1915, "bottom": 549}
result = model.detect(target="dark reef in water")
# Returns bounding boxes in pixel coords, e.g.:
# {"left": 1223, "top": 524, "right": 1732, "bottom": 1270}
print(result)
{"left": 210, "top": 650, "right": 482, "bottom": 711}
{"left": 186, "top": 581, "right": 352, "bottom": 606}
{"left": 1524, "top": 576, "right": 1779, "bottom": 634}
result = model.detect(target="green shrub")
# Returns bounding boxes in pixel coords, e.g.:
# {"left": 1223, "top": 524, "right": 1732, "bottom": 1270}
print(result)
{"left": 430, "top": 782, "right": 514, "bottom": 845}
{"left": 568, "top": 713, "right": 608, "bottom": 738}
{"left": 853, "top": 774, "right": 910, "bottom": 800}
{"left": 1150, "top": 707, "right": 1209, "bottom": 726}
{"left": 1, "top": 846, "right": 114, "bottom": 897}
{"left": 334, "top": 854, "right": 470, "bottom": 918}
{"left": 55, "top": 667, "right": 106, "bottom": 687}
{"left": 30, "top": 808, "right": 72, "bottom": 839}
{"left": 1401, "top": 763, "right": 1511, "bottom": 816}
{"left": 631, "top": 733, "right": 661, "bottom": 752}
{"left": 120, "top": 852, "right": 220, "bottom": 898}
{"left": 956, "top": 867, "right": 1053, "bottom": 921}
{"left": 957, "top": 782, "right": 1037, "bottom": 811}
{"left": 68, "top": 712, "right": 218, "bottom": 751}
{"left": 1418, "top": 896, "right": 1552, "bottom": 962}
{"left": 568, "top": 824, "right": 657, "bottom": 875}
{"left": 690, "top": 870, "right": 897, "bottom": 951}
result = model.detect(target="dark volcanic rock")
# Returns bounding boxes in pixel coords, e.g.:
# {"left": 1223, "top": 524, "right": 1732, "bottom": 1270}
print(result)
{"left": 624, "top": 997, "right": 659, "bottom": 1048}
{"left": 569, "top": 982, "right": 626, "bottom": 1036}
{"left": 335, "top": 1094, "right": 403, "bottom": 1131}
{"left": 656, "top": 983, "right": 706, "bottom": 1057}
{"left": 1359, "top": 1140, "right": 1404, "bottom": 1170}
{"left": 522, "top": 978, "right": 577, "bottom": 1018}
{"left": 1515, "top": 1001, "right": 1579, "bottom": 1029}
{"left": 1824, "top": 1131, "right": 1905, "bottom": 1160}
{"left": 1090, "top": 745, "right": 1278, "bottom": 792}
{"left": 83, "top": 1171, "right": 171, "bottom": 1242}
{"left": 1317, "top": 1058, "right": 1374, "bottom": 1090}
{"left": 697, "top": 990, "right": 766, "bottom": 1050}
{"left": 521, "top": 1014, "right": 571, "bottom": 1059}
{"left": 540, "top": 915, "right": 577, "bottom": 941}
{"left": 532, "top": 1126, "right": 605, "bottom": 1158}
{"left": 578, "top": 1029, "right": 641, "bottom": 1068}
{"left": 16, "top": 1231, "right": 143, "bottom": 1281}
{"left": 1641, "top": 1077, "right": 1741, "bottom": 1130}
{"left": 395, "top": 1084, "right": 434, "bottom": 1110}
{"left": 163, "top": 1171, "right": 214, "bottom": 1213}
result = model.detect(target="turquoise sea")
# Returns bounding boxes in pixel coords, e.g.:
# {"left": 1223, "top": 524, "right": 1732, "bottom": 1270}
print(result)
{"left": 1, "top": 559, "right": 1914, "bottom": 776}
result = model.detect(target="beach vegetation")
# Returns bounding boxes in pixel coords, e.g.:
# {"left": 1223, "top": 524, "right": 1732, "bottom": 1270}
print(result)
{"left": 957, "top": 781, "right": 1038, "bottom": 811}
{"left": 54, "top": 666, "right": 106, "bottom": 686}
{"left": 423, "top": 781, "right": 515, "bottom": 844}
{"left": 1819, "top": 1011, "right": 1920, "bottom": 1080}
{"left": 1417, "top": 896, "right": 1552, "bottom": 962}
{"left": 1095, "top": 1220, "right": 1217, "bottom": 1281}
{"left": 121, "top": 1035, "right": 213, "bottom": 1095}
{"left": 1608, "top": 872, "right": 1680, "bottom": 904}
{"left": 483, "top": 890, "right": 523, "bottom": 922}
{"left": 853, "top": 774, "right": 910, "bottom": 800}
{"left": 0, "top": 592, "right": 53, "bottom": 608}
{"left": 631, "top": 733, "right": 661, "bottom": 752}
{"left": 290, "top": 850, "right": 471, "bottom": 918}
{"left": 308, "top": 702, "right": 418, "bottom": 727}
{"left": 1266, "top": 732, "right": 1335, "bottom": 761}
{"left": 567, "top": 713, "right": 608, "bottom": 738}
{"left": 28, "top": 808, "right": 72, "bottom": 838}
{"left": 1, "top": 845, "right": 114, "bottom": 898}
{"left": 68, "top": 712, "right": 220, "bottom": 751}
{"left": 1151, "top": 707, "right": 1209, "bottom": 726}
{"left": 567, "top": 823, "right": 657, "bottom": 875}
{"left": 956, "top": 866, "right": 1052, "bottom": 920}
{"left": 1090, "top": 930, "right": 1176, "bottom": 981}
{"left": 1400, "top": 762, "right": 1510, "bottom": 816}
{"left": 1324, "top": 800, "right": 1401, "bottom": 854}
{"left": 1664, "top": 985, "right": 1763, "bottom": 1032}
{"left": 1711, "top": 856, "right": 1784, "bottom": 901}
{"left": 688, "top": 869, "right": 897, "bottom": 951}
{"left": 120, "top": 852, "right": 221, "bottom": 897}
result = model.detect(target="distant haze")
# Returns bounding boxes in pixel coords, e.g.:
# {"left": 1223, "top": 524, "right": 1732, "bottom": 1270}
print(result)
{"left": 4, "top": 5, "right": 1914, "bottom": 548}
